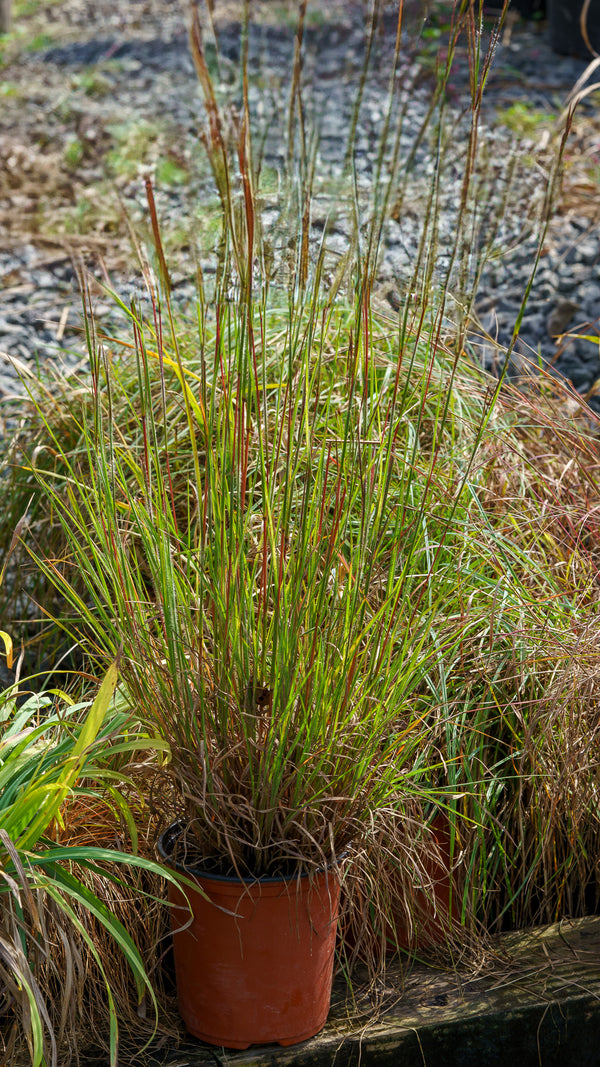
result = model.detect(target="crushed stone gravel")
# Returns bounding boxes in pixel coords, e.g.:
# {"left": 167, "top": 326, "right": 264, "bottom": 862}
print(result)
{"left": 1, "top": 2, "right": 600, "bottom": 412}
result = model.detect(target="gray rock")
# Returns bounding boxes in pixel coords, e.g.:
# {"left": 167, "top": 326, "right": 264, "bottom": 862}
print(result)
{"left": 547, "top": 300, "right": 580, "bottom": 339}
{"left": 579, "top": 284, "right": 600, "bottom": 317}
{"left": 574, "top": 238, "right": 599, "bottom": 266}
{"left": 0, "top": 334, "right": 28, "bottom": 352}
{"left": 555, "top": 356, "right": 594, "bottom": 392}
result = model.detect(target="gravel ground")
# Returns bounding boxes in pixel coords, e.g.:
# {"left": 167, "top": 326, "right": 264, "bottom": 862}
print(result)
{"left": 1, "top": 2, "right": 600, "bottom": 409}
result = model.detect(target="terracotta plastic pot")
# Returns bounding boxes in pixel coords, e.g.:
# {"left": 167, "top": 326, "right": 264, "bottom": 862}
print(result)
{"left": 390, "top": 813, "right": 458, "bottom": 951}
{"left": 157, "top": 823, "right": 340, "bottom": 1050}
{"left": 341, "top": 814, "right": 458, "bottom": 957}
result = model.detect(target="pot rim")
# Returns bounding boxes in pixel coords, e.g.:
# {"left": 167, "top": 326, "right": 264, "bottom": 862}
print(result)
{"left": 157, "top": 820, "right": 342, "bottom": 886}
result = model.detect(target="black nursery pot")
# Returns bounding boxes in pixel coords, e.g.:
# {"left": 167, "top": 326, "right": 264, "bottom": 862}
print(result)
{"left": 548, "top": 0, "right": 600, "bottom": 57}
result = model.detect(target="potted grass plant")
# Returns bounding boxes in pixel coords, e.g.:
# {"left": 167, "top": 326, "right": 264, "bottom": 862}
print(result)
{"left": 26, "top": 270, "right": 466, "bottom": 1047}
{"left": 15, "top": 0, "right": 567, "bottom": 1046}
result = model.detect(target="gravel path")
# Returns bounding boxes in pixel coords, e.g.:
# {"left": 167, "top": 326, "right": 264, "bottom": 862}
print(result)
{"left": 1, "top": 2, "right": 600, "bottom": 410}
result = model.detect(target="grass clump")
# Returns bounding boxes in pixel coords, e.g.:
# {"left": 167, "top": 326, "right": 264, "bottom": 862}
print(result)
{"left": 499, "top": 101, "right": 554, "bottom": 139}
{"left": 70, "top": 67, "right": 114, "bottom": 98}
{"left": 25, "top": 282, "right": 489, "bottom": 880}
{"left": 4, "top": 0, "right": 594, "bottom": 916}
{"left": 155, "top": 156, "right": 189, "bottom": 187}
{"left": 63, "top": 136, "right": 85, "bottom": 169}
{"left": 106, "top": 120, "right": 163, "bottom": 181}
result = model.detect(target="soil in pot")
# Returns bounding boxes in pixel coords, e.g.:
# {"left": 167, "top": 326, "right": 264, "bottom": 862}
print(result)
{"left": 157, "top": 823, "right": 341, "bottom": 1050}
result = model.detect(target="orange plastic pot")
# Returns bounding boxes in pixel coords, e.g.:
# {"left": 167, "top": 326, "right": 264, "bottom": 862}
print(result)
{"left": 390, "top": 814, "right": 458, "bottom": 951}
{"left": 341, "top": 814, "right": 458, "bottom": 957}
{"left": 157, "top": 823, "right": 340, "bottom": 1050}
